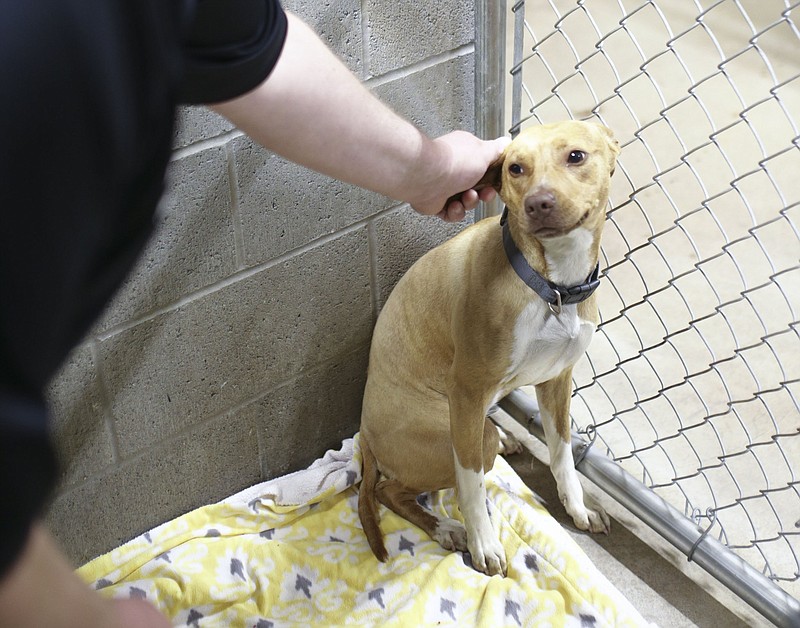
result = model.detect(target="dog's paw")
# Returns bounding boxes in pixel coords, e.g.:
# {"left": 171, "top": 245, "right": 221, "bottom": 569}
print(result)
{"left": 564, "top": 496, "right": 611, "bottom": 535}
{"left": 467, "top": 533, "right": 507, "bottom": 577}
{"left": 433, "top": 518, "right": 468, "bottom": 552}
{"left": 497, "top": 426, "right": 524, "bottom": 456}
{"left": 587, "top": 505, "right": 611, "bottom": 535}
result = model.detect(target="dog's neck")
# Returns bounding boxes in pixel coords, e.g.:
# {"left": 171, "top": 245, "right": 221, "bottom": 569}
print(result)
{"left": 506, "top": 213, "right": 601, "bottom": 288}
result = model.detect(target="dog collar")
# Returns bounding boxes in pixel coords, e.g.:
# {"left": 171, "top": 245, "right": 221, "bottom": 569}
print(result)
{"left": 500, "top": 206, "right": 600, "bottom": 315}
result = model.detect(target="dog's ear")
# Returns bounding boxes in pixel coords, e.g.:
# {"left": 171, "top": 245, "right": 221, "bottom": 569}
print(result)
{"left": 475, "top": 152, "right": 506, "bottom": 194}
{"left": 595, "top": 124, "right": 620, "bottom": 176}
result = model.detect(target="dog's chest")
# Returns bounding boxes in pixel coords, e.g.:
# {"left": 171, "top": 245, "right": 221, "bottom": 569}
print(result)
{"left": 504, "top": 301, "right": 594, "bottom": 386}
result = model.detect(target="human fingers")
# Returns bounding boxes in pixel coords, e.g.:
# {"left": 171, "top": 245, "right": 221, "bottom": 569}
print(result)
{"left": 438, "top": 201, "right": 466, "bottom": 223}
{"left": 478, "top": 187, "right": 497, "bottom": 203}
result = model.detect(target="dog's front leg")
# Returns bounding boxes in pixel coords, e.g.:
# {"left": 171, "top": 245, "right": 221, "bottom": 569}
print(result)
{"left": 448, "top": 379, "right": 507, "bottom": 576}
{"left": 537, "top": 368, "right": 611, "bottom": 534}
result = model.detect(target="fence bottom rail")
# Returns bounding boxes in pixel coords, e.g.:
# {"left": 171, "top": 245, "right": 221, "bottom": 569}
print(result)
{"left": 498, "top": 389, "right": 800, "bottom": 628}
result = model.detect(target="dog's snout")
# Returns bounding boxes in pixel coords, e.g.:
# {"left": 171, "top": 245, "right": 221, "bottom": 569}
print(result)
{"left": 525, "top": 191, "right": 557, "bottom": 217}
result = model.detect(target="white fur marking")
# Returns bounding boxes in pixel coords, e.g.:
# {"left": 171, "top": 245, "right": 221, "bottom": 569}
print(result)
{"left": 539, "top": 404, "right": 610, "bottom": 534}
{"left": 543, "top": 226, "right": 595, "bottom": 286}
{"left": 502, "top": 225, "right": 597, "bottom": 387}
{"left": 540, "top": 406, "right": 586, "bottom": 526}
{"left": 453, "top": 451, "right": 506, "bottom": 575}
{"left": 453, "top": 455, "right": 489, "bottom": 525}
{"left": 505, "top": 303, "right": 594, "bottom": 387}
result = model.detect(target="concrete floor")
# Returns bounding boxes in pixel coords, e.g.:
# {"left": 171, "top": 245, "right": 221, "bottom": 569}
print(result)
{"left": 494, "top": 409, "right": 770, "bottom": 627}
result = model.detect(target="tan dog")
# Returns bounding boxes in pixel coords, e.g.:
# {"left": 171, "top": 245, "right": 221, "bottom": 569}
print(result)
{"left": 358, "top": 121, "right": 620, "bottom": 576}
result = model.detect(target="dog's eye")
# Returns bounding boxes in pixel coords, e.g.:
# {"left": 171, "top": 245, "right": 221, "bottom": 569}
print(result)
{"left": 567, "top": 150, "right": 586, "bottom": 164}
{"left": 508, "top": 163, "right": 523, "bottom": 176}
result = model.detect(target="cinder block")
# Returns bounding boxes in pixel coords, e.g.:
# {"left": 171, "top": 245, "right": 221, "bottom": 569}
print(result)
{"left": 99, "top": 228, "right": 372, "bottom": 457}
{"left": 365, "top": 0, "right": 473, "bottom": 76}
{"left": 45, "top": 408, "right": 261, "bottom": 565}
{"left": 368, "top": 54, "right": 477, "bottom": 309}
{"left": 372, "top": 206, "right": 468, "bottom": 311}
{"left": 97, "top": 146, "right": 237, "bottom": 330}
{"left": 372, "top": 54, "right": 475, "bottom": 137}
{"left": 46, "top": 343, "right": 114, "bottom": 489}
{"left": 283, "top": 0, "right": 363, "bottom": 76}
{"left": 232, "top": 136, "right": 394, "bottom": 267}
{"left": 256, "top": 346, "right": 369, "bottom": 479}
{"left": 173, "top": 106, "right": 235, "bottom": 149}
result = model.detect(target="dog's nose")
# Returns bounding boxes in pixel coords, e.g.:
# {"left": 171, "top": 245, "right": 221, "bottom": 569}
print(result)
{"left": 525, "top": 191, "right": 557, "bottom": 217}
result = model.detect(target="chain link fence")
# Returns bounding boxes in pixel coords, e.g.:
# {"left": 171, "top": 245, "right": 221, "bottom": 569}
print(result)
{"left": 507, "top": 0, "right": 800, "bottom": 609}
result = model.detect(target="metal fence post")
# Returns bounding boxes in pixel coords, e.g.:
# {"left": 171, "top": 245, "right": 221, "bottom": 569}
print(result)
{"left": 475, "top": 0, "right": 506, "bottom": 220}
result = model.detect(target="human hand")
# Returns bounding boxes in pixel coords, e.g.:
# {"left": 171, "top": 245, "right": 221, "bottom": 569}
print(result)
{"left": 0, "top": 524, "right": 171, "bottom": 628}
{"left": 409, "top": 132, "right": 511, "bottom": 222}
{"left": 436, "top": 186, "right": 502, "bottom": 222}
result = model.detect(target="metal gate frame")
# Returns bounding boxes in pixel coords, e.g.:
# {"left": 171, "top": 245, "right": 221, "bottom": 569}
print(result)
{"left": 474, "top": 1, "right": 800, "bottom": 625}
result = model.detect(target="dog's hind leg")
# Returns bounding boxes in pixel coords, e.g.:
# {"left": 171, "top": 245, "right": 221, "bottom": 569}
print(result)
{"left": 375, "top": 479, "right": 468, "bottom": 553}
{"left": 537, "top": 368, "right": 611, "bottom": 534}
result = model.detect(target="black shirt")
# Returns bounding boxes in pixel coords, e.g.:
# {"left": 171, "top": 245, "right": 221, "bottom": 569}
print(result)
{"left": 0, "top": 0, "right": 287, "bottom": 576}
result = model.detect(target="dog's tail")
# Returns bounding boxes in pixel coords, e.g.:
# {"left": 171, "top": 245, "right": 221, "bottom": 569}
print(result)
{"left": 358, "top": 434, "right": 388, "bottom": 562}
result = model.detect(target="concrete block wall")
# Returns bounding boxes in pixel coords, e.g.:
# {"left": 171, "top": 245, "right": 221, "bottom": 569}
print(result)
{"left": 44, "top": 0, "right": 477, "bottom": 565}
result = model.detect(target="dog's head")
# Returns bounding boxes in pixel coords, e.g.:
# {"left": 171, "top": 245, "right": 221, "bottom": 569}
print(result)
{"left": 480, "top": 121, "right": 619, "bottom": 240}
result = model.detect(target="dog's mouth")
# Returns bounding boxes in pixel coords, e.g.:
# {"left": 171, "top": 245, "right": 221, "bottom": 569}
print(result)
{"left": 532, "top": 209, "right": 591, "bottom": 238}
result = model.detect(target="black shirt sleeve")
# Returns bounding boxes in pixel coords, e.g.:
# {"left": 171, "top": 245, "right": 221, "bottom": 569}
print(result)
{"left": 179, "top": 0, "right": 288, "bottom": 104}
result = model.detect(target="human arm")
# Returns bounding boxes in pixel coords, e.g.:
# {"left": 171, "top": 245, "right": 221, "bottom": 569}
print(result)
{"left": 212, "top": 12, "right": 508, "bottom": 222}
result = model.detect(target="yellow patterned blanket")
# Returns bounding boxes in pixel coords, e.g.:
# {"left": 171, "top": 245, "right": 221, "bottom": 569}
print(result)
{"left": 78, "top": 436, "right": 649, "bottom": 627}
